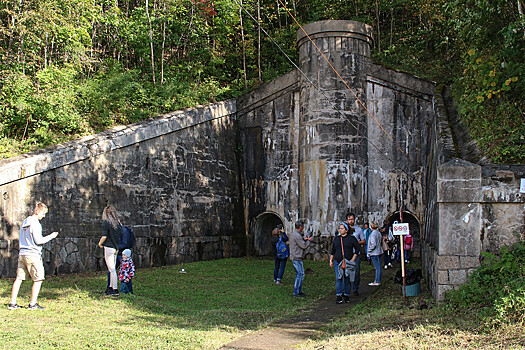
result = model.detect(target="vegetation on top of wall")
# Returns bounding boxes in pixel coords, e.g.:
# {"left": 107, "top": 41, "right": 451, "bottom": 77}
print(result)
{"left": 0, "top": 0, "right": 523, "bottom": 163}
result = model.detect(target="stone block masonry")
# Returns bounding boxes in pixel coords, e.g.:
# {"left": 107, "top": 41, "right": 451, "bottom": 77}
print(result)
{"left": 0, "top": 101, "right": 246, "bottom": 277}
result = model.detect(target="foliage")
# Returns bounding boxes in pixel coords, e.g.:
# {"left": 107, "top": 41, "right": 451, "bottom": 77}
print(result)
{"left": 0, "top": 0, "right": 523, "bottom": 162}
{"left": 445, "top": 241, "right": 525, "bottom": 325}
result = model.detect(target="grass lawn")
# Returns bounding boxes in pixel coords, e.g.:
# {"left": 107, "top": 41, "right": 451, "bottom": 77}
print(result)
{"left": 0, "top": 257, "right": 337, "bottom": 349}
{"left": 303, "top": 260, "right": 525, "bottom": 350}
{"left": 2, "top": 257, "right": 523, "bottom": 349}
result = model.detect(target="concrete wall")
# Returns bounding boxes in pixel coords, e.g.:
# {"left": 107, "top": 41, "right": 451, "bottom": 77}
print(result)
{"left": 0, "top": 101, "right": 246, "bottom": 277}
{"left": 237, "top": 21, "right": 437, "bottom": 260}
{"left": 423, "top": 87, "right": 525, "bottom": 301}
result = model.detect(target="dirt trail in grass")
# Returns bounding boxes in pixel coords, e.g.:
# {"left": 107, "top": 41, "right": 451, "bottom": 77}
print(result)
{"left": 221, "top": 266, "right": 396, "bottom": 350}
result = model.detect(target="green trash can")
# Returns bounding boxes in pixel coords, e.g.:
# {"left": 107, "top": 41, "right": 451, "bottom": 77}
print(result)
{"left": 404, "top": 282, "right": 421, "bottom": 296}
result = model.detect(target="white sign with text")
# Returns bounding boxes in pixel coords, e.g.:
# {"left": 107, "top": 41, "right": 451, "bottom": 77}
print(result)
{"left": 392, "top": 221, "right": 410, "bottom": 235}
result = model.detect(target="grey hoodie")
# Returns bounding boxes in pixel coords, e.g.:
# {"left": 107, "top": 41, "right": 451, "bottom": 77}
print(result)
{"left": 19, "top": 216, "right": 54, "bottom": 256}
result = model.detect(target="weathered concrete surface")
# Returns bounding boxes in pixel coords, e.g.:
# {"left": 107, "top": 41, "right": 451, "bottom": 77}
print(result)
{"left": 0, "top": 101, "right": 246, "bottom": 277}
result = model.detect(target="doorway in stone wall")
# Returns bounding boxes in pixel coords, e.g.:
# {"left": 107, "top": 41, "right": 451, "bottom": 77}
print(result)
{"left": 384, "top": 211, "right": 421, "bottom": 258}
{"left": 253, "top": 212, "right": 283, "bottom": 256}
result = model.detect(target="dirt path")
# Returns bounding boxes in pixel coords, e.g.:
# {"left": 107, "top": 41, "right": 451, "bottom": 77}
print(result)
{"left": 221, "top": 267, "right": 396, "bottom": 350}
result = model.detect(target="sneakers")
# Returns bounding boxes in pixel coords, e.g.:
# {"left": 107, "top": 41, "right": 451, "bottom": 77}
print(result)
{"left": 368, "top": 282, "right": 381, "bottom": 286}
{"left": 343, "top": 295, "right": 350, "bottom": 303}
{"left": 275, "top": 280, "right": 283, "bottom": 285}
{"left": 388, "top": 263, "right": 393, "bottom": 268}
{"left": 8, "top": 304, "right": 21, "bottom": 310}
{"left": 336, "top": 295, "right": 343, "bottom": 304}
{"left": 384, "top": 265, "right": 388, "bottom": 269}
{"left": 293, "top": 293, "right": 306, "bottom": 298}
{"left": 28, "top": 303, "right": 45, "bottom": 310}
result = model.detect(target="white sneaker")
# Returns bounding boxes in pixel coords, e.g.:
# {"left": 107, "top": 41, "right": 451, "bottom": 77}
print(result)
{"left": 368, "top": 282, "right": 380, "bottom": 286}
{"left": 384, "top": 265, "right": 388, "bottom": 269}
{"left": 388, "top": 263, "right": 393, "bottom": 267}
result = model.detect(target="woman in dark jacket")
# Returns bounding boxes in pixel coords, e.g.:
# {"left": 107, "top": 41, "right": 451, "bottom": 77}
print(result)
{"left": 98, "top": 205, "right": 122, "bottom": 295}
{"left": 271, "top": 224, "right": 288, "bottom": 285}
{"left": 329, "top": 223, "right": 360, "bottom": 304}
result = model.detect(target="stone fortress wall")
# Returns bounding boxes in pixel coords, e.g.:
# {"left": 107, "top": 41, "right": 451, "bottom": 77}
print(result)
{"left": 1, "top": 20, "right": 523, "bottom": 301}
{"left": 0, "top": 102, "right": 246, "bottom": 277}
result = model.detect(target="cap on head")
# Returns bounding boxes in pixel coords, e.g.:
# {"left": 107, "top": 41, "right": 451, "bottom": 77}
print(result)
{"left": 122, "top": 249, "right": 132, "bottom": 258}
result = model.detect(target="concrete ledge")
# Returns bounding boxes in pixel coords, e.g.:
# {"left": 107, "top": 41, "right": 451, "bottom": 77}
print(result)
{"left": 296, "top": 20, "right": 374, "bottom": 48}
{"left": 437, "top": 158, "right": 482, "bottom": 203}
{"left": 0, "top": 100, "right": 236, "bottom": 186}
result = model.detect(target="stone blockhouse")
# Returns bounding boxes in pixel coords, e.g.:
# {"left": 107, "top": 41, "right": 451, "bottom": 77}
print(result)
{"left": 0, "top": 20, "right": 523, "bottom": 301}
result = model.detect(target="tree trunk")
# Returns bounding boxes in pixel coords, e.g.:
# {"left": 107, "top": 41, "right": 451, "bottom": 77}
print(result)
{"left": 146, "top": 0, "right": 156, "bottom": 86}
{"left": 161, "top": 0, "right": 166, "bottom": 85}
{"left": 518, "top": 0, "right": 525, "bottom": 37}
{"left": 240, "top": 0, "right": 247, "bottom": 89}
{"left": 375, "top": 0, "right": 381, "bottom": 52}
{"left": 257, "top": 0, "right": 261, "bottom": 82}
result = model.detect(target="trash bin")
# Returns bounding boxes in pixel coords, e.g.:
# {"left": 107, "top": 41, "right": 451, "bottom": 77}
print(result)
{"left": 395, "top": 269, "right": 422, "bottom": 296}
{"left": 404, "top": 281, "right": 421, "bottom": 296}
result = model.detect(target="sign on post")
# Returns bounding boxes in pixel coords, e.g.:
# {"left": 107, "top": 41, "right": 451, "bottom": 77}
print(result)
{"left": 520, "top": 178, "right": 525, "bottom": 194}
{"left": 392, "top": 221, "right": 409, "bottom": 236}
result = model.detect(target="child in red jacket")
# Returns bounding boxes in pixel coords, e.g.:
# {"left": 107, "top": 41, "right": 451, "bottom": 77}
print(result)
{"left": 118, "top": 249, "right": 135, "bottom": 294}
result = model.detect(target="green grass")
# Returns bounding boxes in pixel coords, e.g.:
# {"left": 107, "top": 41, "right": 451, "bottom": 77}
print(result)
{"left": 3, "top": 257, "right": 523, "bottom": 349}
{"left": 0, "top": 257, "right": 336, "bottom": 349}
{"left": 303, "top": 260, "right": 525, "bottom": 350}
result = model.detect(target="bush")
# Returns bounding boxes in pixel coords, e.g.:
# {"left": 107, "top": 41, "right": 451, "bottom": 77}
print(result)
{"left": 444, "top": 240, "right": 525, "bottom": 325}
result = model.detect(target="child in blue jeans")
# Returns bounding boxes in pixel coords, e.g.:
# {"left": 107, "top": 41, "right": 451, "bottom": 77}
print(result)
{"left": 118, "top": 249, "right": 135, "bottom": 294}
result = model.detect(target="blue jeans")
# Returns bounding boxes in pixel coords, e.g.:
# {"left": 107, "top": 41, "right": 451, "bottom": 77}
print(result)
{"left": 292, "top": 260, "right": 304, "bottom": 295}
{"left": 351, "top": 255, "right": 361, "bottom": 292}
{"left": 404, "top": 250, "right": 410, "bottom": 261}
{"left": 371, "top": 255, "right": 382, "bottom": 282}
{"left": 334, "top": 263, "right": 352, "bottom": 296}
{"left": 120, "top": 280, "right": 133, "bottom": 294}
{"left": 383, "top": 251, "right": 391, "bottom": 266}
{"left": 274, "top": 258, "right": 287, "bottom": 281}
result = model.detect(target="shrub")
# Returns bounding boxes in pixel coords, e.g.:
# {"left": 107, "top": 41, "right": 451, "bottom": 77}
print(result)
{"left": 444, "top": 240, "right": 525, "bottom": 325}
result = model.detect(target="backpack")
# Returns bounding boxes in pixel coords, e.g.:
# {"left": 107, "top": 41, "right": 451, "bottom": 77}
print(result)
{"left": 388, "top": 227, "right": 394, "bottom": 242}
{"left": 405, "top": 235, "right": 412, "bottom": 245}
{"left": 276, "top": 237, "right": 289, "bottom": 259}
{"left": 118, "top": 225, "right": 135, "bottom": 250}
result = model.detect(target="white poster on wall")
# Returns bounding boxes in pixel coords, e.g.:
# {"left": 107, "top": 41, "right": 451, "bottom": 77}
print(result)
{"left": 521, "top": 178, "right": 525, "bottom": 193}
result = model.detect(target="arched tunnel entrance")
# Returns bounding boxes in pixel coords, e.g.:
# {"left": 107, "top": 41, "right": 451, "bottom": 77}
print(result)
{"left": 384, "top": 211, "right": 421, "bottom": 258}
{"left": 253, "top": 212, "right": 283, "bottom": 256}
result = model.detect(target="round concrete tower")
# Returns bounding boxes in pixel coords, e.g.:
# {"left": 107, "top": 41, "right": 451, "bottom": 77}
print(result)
{"left": 296, "top": 20, "right": 373, "bottom": 233}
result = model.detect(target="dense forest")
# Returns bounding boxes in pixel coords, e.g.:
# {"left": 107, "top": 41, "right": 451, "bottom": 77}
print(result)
{"left": 0, "top": 0, "right": 523, "bottom": 163}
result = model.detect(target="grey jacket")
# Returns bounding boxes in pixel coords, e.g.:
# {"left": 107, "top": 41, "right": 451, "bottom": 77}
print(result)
{"left": 367, "top": 229, "right": 384, "bottom": 257}
{"left": 19, "top": 216, "right": 54, "bottom": 256}
{"left": 289, "top": 229, "right": 309, "bottom": 261}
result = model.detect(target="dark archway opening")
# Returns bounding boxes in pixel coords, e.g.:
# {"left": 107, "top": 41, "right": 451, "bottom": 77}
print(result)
{"left": 384, "top": 211, "right": 421, "bottom": 258}
{"left": 253, "top": 212, "right": 283, "bottom": 256}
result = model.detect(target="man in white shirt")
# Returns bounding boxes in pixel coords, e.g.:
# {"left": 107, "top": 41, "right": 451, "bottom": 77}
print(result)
{"left": 9, "top": 202, "right": 59, "bottom": 310}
